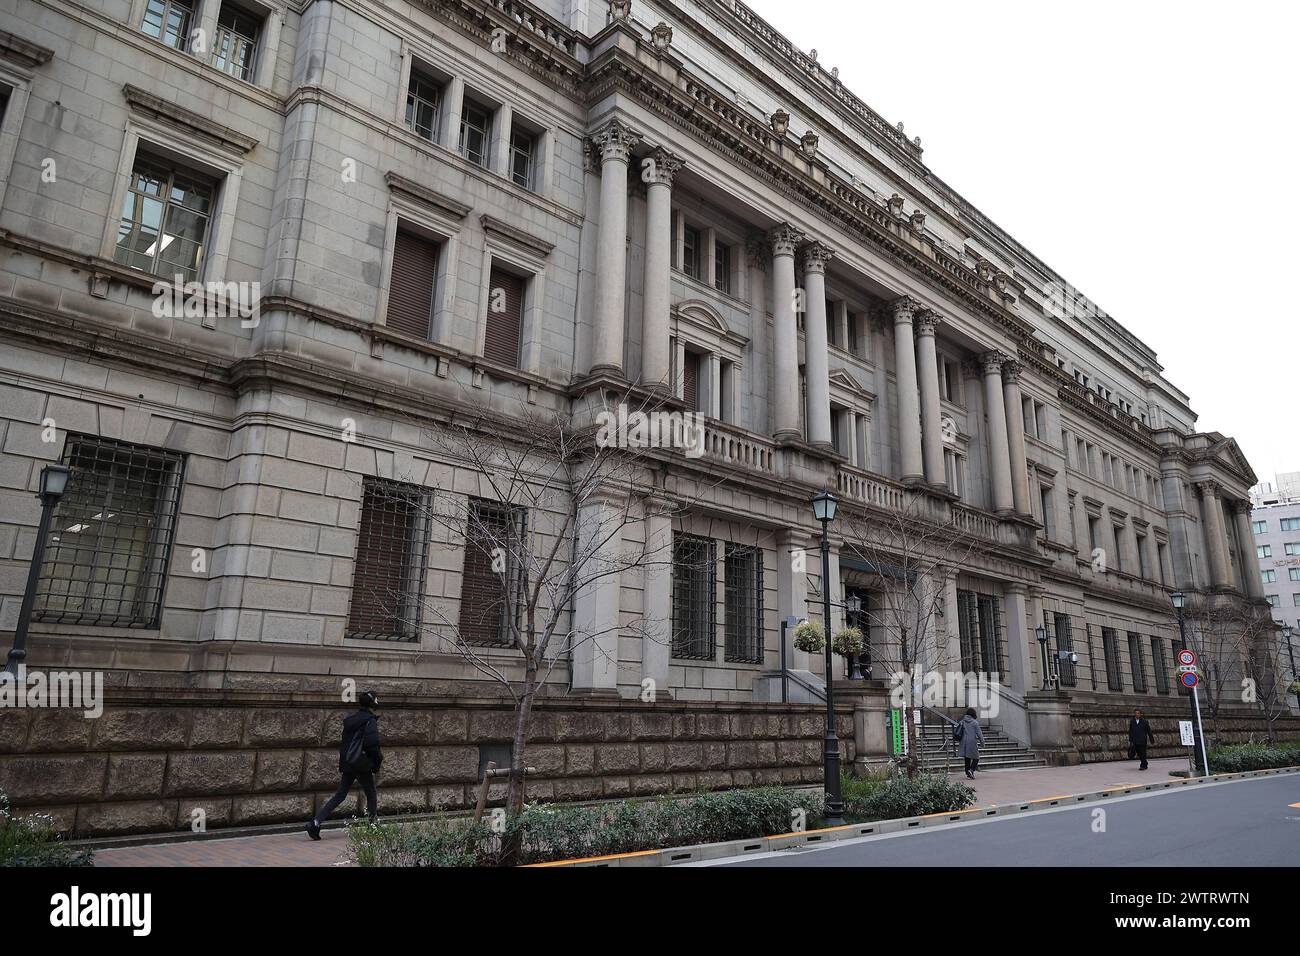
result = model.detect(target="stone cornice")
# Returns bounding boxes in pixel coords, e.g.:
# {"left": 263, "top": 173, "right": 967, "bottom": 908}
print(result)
{"left": 0, "top": 30, "right": 55, "bottom": 68}
{"left": 122, "top": 84, "right": 260, "bottom": 155}
{"left": 1056, "top": 381, "right": 1162, "bottom": 457}
{"left": 385, "top": 171, "right": 473, "bottom": 220}
{"left": 479, "top": 214, "right": 555, "bottom": 257}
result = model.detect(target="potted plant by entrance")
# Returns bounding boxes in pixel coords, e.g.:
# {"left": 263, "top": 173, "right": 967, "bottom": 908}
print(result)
{"left": 792, "top": 620, "right": 826, "bottom": 654}
{"left": 832, "top": 626, "right": 865, "bottom": 658}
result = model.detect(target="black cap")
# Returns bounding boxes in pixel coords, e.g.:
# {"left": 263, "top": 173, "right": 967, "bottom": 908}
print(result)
{"left": 360, "top": 690, "right": 379, "bottom": 709}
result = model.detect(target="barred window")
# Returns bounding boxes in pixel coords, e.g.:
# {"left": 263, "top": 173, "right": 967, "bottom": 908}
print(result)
{"left": 956, "top": 590, "right": 1003, "bottom": 676}
{"left": 34, "top": 437, "right": 184, "bottom": 627}
{"left": 114, "top": 153, "right": 216, "bottom": 282}
{"left": 977, "top": 593, "right": 1004, "bottom": 676}
{"left": 724, "top": 544, "right": 763, "bottom": 663}
{"left": 1051, "top": 612, "right": 1077, "bottom": 687}
{"left": 1085, "top": 623, "right": 1099, "bottom": 690}
{"left": 346, "top": 478, "right": 431, "bottom": 641}
{"left": 1102, "top": 627, "right": 1123, "bottom": 691}
{"left": 672, "top": 533, "right": 715, "bottom": 660}
{"left": 1127, "top": 632, "right": 1147, "bottom": 693}
{"left": 1151, "top": 636, "right": 1169, "bottom": 695}
{"left": 457, "top": 498, "right": 526, "bottom": 646}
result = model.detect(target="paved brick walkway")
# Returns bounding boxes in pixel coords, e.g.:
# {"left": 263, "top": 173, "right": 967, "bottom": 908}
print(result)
{"left": 92, "top": 757, "right": 1191, "bottom": 867}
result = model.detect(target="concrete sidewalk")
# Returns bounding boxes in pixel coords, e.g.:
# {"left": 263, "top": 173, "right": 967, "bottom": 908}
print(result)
{"left": 91, "top": 757, "right": 1192, "bottom": 867}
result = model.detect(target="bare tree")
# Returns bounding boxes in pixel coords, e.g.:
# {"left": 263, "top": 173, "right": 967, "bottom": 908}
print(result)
{"left": 1184, "top": 596, "right": 1275, "bottom": 746}
{"left": 1241, "top": 625, "right": 1298, "bottom": 743}
{"left": 838, "top": 492, "right": 984, "bottom": 777}
{"left": 353, "top": 385, "right": 718, "bottom": 828}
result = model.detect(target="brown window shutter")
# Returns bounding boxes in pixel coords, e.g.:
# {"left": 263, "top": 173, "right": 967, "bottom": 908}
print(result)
{"left": 484, "top": 267, "right": 524, "bottom": 368}
{"left": 682, "top": 351, "right": 698, "bottom": 411}
{"left": 386, "top": 229, "right": 438, "bottom": 339}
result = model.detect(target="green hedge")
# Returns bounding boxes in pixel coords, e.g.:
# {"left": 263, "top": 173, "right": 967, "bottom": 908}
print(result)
{"left": 1208, "top": 742, "right": 1300, "bottom": 774}
{"left": 0, "top": 791, "right": 93, "bottom": 868}
{"left": 349, "top": 778, "right": 976, "bottom": 867}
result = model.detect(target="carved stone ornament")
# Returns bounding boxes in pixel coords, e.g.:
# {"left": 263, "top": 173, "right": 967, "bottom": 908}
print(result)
{"left": 800, "top": 240, "right": 835, "bottom": 274}
{"left": 887, "top": 193, "right": 905, "bottom": 217}
{"left": 769, "top": 109, "right": 790, "bottom": 138}
{"left": 909, "top": 210, "right": 926, "bottom": 232}
{"left": 588, "top": 118, "right": 641, "bottom": 164}
{"left": 651, "top": 21, "right": 673, "bottom": 51}
{"left": 980, "top": 351, "right": 1008, "bottom": 376}
{"left": 915, "top": 309, "right": 942, "bottom": 336}
{"left": 890, "top": 295, "right": 920, "bottom": 323}
{"left": 799, "top": 131, "right": 819, "bottom": 160}
{"left": 642, "top": 146, "right": 683, "bottom": 186}
{"left": 1001, "top": 358, "right": 1022, "bottom": 385}
{"left": 608, "top": 0, "right": 631, "bottom": 21}
{"left": 768, "top": 223, "right": 805, "bottom": 258}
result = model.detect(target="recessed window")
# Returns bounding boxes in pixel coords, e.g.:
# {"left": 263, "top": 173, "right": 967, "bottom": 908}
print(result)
{"left": 1282, "top": 518, "right": 1300, "bottom": 532}
{"left": 405, "top": 67, "right": 444, "bottom": 142}
{"left": 484, "top": 265, "right": 526, "bottom": 369}
{"left": 509, "top": 124, "right": 537, "bottom": 190}
{"left": 212, "top": 3, "right": 263, "bottom": 82}
{"left": 682, "top": 223, "right": 702, "bottom": 280}
{"left": 1127, "top": 632, "right": 1147, "bottom": 693}
{"left": 1289, "top": 568, "right": 1300, "bottom": 582}
{"left": 113, "top": 153, "right": 216, "bottom": 282}
{"left": 672, "top": 534, "right": 716, "bottom": 660}
{"left": 1151, "top": 637, "right": 1169, "bottom": 695}
{"left": 680, "top": 347, "right": 703, "bottom": 412}
{"left": 1101, "top": 628, "right": 1122, "bottom": 691}
{"left": 385, "top": 227, "right": 439, "bottom": 339}
{"left": 458, "top": 498, "right": 526, "bottom": 645}
{"left": 1285, "top": 543, "right": 1300, "bottom": 556}
{"left": 1262, "top": 569, "right": 1277, "bottom": 584}
{"left": 346, "top": 478, "right": 431, "bottom": 642}
{"left": 1258, "top": 545, "right": 1272, "bottom": 559}
{"left": 714, "top": 240, "right": 732, "bottom": 294}
{"left": 34, "top": 437, "right": 184, "bottom": 628}
{"left": 459, "top": 100, "right": 492, "bottom": 167}
{"left": 141, "top": 0, "right": 193, "bottom": 50}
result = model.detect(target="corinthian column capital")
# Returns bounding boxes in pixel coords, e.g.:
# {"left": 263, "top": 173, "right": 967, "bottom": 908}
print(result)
{"left": 890, "top": 295, "right": 920, "bottom": 324}
{"left": 1196, "top": 479, "right": 1222, "bottom": 499}
{"left": 915, "top": 308, "right": 942, "bottom": 336}
{"left": 642, "top": 146, "right": 683, "bottom": 186}
{"left": 1001, "top": 358, "right": 1023, "bottom": 385}
{"left": 799, "top": 240, "right": 835, "bottom": 274}
{"left": 980, "top": 350, "right": 1009, "bottom": 376}
{"left": 768, "top": 222, "right": 805, "bottom": 257}
{"left": 589, "top": 118, "right": 641, "bottom": 164}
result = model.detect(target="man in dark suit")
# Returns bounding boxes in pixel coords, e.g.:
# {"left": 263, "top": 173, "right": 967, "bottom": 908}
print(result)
{"left": 1128, "top": 708, "right": 1155, "bottom": 770}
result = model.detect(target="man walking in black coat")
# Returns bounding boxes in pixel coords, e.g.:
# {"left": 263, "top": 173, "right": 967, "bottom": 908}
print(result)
{"left": 1128, "top": 708, "right": 1155, "bottom": 770}
{"left": 306, "top": 690, "right": 383, "bottom": 839}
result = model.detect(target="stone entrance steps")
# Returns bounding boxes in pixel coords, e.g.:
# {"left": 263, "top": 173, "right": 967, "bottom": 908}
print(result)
{"left": 913, "top": 721, "right": 1048, "bottom": 771}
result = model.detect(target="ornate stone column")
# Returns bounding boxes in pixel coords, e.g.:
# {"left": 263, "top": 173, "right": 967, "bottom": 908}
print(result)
{"left": 589, "top": 119, "right": 641, "bottom": 377}
{"left": 770, "top": 223, "right": 805, "bottom": 441}
{"left": 1232, "top": 501, "right": 1265, "bottom": 598}
{"left": 981, "top": 352, "right": 1015, "bottom": 515}
{"left": 801, "top": 240, "right": 835, "bottom": 447}
{"left": 891, "top": 296, "right": 924, "bottom": 482}
{"left": 915, "top": 309, "right": 946, "bottom": 488}
{"left": 1001, "top": 359, "right": 1033, "bottom": 517}
{"left": 640, "top": 147, "right": 681, "bottom": 392}
{"left": 1197, "top": 480, "right": 1232, "bottom": 588}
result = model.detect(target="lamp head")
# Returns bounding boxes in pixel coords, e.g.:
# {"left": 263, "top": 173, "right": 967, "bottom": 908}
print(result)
{"left": 1171, "top": 591, "right": 1185, "bottom": 611}
{"left": 38, "top": 464, "right": 70, "bottom": 501}
{"left": 811, "top": 490, "right": 838, "bottom": 524}
{"left": 1034, "top": 624, "right": 1047, "bottom": 643}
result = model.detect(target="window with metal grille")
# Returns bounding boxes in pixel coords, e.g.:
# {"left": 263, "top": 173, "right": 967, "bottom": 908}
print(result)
{"left": 405, "top": 67, "right": 443, "bottom": 141}
{"left": 211, "top": 3, "right": 262, "bottom": 82}
{"left": 141, "top": 0, "right": 193, "bottom": 50}
{"left": 33, "top": 437, "right": 184, "bottom": 628}
{"left": 1127, "top": 632, "right": 1147, "bottom": 693}
{"left": 345, "top": 478, "right": 430, "bottom": 641}
{"left": 386, "top": 228, "right": 438, "bottom": 339}
{"left": 484, "top": 266, "right": 525, "bottom": 368}
{"left": 977, "top": 593, "right": 1004, "bottom": 676}
{"left": 114, "top": 153, "right": 216, "bottom": 282}
{"left": 1051, "top": 612, "right": 1077, "bottom": 687}
{"left": 672, "top": 533, "right": 715, "bottom": 659}
{"left": 1102, "top": 627, "right": 1123, "bottom": 690}
{"left": 1083, "top": 623, "right": 1098, "bottom": 689}
{"left": 724, "top": 544, "right": 763, "bottom": 663}
{"left": 457, "top": 498, "right": 526, "bottom": 646}
{"left": 1151, "top": 636, "right": 1169, "bottom": 695}
{"left": 956, "top": 589, "right": 980, "bottom": 673}
{"left": 459, "top": 100, "right": 492, "bottom": 166}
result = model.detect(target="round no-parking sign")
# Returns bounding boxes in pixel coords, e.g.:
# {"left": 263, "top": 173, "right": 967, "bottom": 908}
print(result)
{"left": 1181, "top": 671, "right": 1199, "bottom": 688}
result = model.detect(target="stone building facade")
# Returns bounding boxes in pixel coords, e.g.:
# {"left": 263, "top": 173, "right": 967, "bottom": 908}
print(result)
{"left": 0, "top": 0, "right": 1292, "bottom": 833}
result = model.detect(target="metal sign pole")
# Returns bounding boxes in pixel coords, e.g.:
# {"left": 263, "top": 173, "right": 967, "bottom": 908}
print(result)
{"left": 1191, "top": 684, "right": 1210, "bottom": 777}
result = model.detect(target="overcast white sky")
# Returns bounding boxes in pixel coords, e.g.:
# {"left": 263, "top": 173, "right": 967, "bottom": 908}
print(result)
{"left": 751, "top": 0, "right": 1299, "bottom": 484}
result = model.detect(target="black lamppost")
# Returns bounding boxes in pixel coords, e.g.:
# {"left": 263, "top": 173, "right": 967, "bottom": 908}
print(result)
{"left": 811, "top": 490, "right": 844, "bottom": 826}
{"left": 1172, "top": 591, "right": 1208, "bottom": 776}
{"left": 1034, "top": 624, "right": 1050, "bottom": 690}
{"left": 5, "top": 464, "right": 70, "bottom": 676}
{"left": 1283, "top": 625, "right": 1299, "bottom": 714}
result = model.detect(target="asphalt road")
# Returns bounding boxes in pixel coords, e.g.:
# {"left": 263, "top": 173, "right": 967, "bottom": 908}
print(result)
{"left": 706, "top": 774, "right": 1300, "bottom": 867}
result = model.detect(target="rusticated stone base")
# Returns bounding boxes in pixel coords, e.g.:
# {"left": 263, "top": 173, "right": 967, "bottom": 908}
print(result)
{"left": 1069, "top": 697, "right": 1300, "bottom": 764}
{"left": 0, "top": 690, "right": 855, "bottom": 837}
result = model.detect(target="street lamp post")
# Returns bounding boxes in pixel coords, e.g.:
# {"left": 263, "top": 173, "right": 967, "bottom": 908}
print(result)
{"left": 1283, "top": 625, "right": 1299, "bottom": 715}
{"left": 811, "top": 490, "right": 844, "bottom": 826}
{"left": 1172, "top": 591, "right": 1209, "bottom": 777}
{"left": 1035, "top": 624, "right": 1050, "bottom": 690}
{"left": 5, "top": 464, "right": 70, "bottom": 676}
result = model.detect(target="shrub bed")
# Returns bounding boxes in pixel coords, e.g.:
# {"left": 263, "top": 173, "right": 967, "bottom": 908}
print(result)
{"left": 349, "top": 777, "right": 975, "bottom": 867}
{"left": 0, "top": 791, "right": 93, "bottom": 867}
{"left": 1208, "top": 742, "right": 1300, "bottom": 773}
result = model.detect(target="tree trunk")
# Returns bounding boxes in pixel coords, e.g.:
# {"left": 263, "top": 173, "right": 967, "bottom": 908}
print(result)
{"left": 498, "top": 666, "right": 538, "bottom": 866}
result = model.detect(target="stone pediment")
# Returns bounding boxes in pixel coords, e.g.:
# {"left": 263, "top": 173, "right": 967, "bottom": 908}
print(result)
{"left": 672, "top": 299, "right": 748, "bottom": 347}
{"left": 828, "top": 367, "right": 875, "bottom": 402}
{"left": 1192, "top": 432, "right": 1258, "bottom": 487}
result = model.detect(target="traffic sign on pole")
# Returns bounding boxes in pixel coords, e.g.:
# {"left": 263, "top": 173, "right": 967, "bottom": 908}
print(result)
{"left": 1181, "top": 671, "right": 1199, "bottom": 689}
{"left": 1177, "top": 649, "right": 1197, "bottom": 667}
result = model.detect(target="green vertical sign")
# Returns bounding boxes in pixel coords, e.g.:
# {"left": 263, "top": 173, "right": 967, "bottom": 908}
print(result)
{"left": 889, "top": 708, "right": 903, "bottom": 756}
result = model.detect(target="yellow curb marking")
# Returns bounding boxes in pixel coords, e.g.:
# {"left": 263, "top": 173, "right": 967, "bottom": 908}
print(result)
{"left": 525, "top": 848, "right": 659, "bottom": 867}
